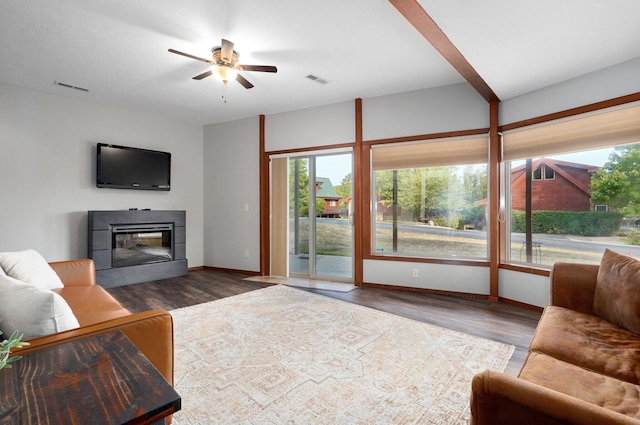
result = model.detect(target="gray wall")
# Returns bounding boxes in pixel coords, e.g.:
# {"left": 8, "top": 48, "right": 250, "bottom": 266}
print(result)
{"left": 0, "top": 83, "right": 204, "bottom": 266}
{"left": 501, "top": 57, "right": 640, "bottom": 124}
{"left": 203, "top": 117, "right": 260, "bottom": 271}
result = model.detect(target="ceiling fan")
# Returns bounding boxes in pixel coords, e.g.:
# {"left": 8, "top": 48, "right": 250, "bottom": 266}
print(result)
{"left": 168, "top": 39, "right": 277, "bottom": 89}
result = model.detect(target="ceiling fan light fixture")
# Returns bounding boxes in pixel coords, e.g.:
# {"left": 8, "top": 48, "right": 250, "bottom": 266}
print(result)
{"left": 213, "top": 65, "right": 238, "bottom": 84}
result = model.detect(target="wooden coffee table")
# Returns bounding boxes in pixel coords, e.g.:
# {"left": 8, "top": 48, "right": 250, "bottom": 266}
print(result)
{"left": 0, "top": 331, "right": 180, "bottom": 424}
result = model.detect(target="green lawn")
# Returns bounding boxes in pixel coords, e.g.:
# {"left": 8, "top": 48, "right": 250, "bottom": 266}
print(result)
{"left": 291, "top": 219, "right": 619, "bottom": 266}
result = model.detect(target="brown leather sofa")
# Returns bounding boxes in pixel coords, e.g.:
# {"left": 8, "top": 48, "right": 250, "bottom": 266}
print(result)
{"left": 14, "top": 259, "right": 175, "bottom": 422}
{"left": 471, "top": 253, "right": 640, "bottom": 424}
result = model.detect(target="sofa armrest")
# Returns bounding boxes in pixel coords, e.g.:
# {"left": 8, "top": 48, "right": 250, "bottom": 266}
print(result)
{"left": 49, "top": 259, "right": 96, "bottom": 287}
{"left": 549, "top": 262, "right": 599, "bottom": 314}
{"left": 471, "top": 370, "right": 638, "bottom": 425}
{"left": 16, "top": 310, "right": 174, "bottom": 386}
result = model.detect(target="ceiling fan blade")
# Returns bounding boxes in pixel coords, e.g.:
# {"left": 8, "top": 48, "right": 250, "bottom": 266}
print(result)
{"left": 168, "top": 48, "right": 213, "bottom": 64}
{"left": 192, "top": 70, "right": 213, "bottom": 80}
{"left": 221, "top": 39, "right": 235, "bottom": 63}
{"left": 236, "top": 74, "right": 254, "bottom": 89}
{"left": 237, "top": 64, "right": 278, "bottom": 73}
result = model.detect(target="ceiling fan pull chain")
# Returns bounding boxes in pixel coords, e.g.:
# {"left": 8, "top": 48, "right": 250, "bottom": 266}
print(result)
{"left": 221, "top": 83, "right": 228, "bottom": 104}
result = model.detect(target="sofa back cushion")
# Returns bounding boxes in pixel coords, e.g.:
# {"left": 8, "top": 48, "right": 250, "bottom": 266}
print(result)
{"left": 0, "top": 275, "right": 79, "bottom": 339}
{"left": 593, "top": 249, "right": 640, "bottom": 335}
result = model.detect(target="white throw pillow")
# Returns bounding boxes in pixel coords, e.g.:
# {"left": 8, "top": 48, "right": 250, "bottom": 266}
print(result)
{"left": 0, "top": 249, "right": 63, "bottom": 290}
{"left": 0, "top": 275, "right": 79, "bottom": 339}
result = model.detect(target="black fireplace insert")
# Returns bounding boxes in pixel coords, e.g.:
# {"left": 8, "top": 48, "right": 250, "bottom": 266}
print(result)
{"left": 111, "top": 224, "right": 173, "bottom": 268}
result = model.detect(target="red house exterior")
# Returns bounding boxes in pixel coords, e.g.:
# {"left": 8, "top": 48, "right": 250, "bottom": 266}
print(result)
{"left": 315, "top": 177, "right": 341, "bottom": 218}
{"left": 511, "top": 158, "right": 600, "bottom": 211}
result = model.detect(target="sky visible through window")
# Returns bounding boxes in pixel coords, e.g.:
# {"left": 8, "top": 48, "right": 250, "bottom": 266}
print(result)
{"left": 318, "top": 147, "right": 618, "bottom": 187}
{"left": 316, "top": 154, "right": 352, "bottom": 186}
{"left": 511, "top": 147, "right": 615, "bottom": 168}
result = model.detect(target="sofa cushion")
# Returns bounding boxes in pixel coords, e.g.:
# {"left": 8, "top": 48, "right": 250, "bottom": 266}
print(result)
{"left": 530, "top": 305, "right": 640, "bottom": 385}
{"left": 0, "top": 249, "right": 63, "bottom": 290}
{"left": 593, "top": 249, "right": 640, "bottom": 335}
{"left": 0, "top": 275, "right": 79, "bottom": 339}
{"left": 520, "top": 352, "right": 640, "bottom": 419}
{"left": 53, "top": 286, "right": 130, "bottom": 327}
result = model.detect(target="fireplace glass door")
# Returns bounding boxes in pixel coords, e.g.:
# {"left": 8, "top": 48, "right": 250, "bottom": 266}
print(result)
{"left": 112, "top": 224, "right": 173, "bottom": 268}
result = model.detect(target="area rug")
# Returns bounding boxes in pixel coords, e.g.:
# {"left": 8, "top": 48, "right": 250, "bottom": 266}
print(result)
{"left": 170, "top": 285, "right": 513, "bottom": 424}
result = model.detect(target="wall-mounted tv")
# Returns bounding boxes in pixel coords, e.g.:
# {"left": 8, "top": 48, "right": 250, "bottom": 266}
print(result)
{"left": 96, "top": 143, "right": 171, "bottom": 191}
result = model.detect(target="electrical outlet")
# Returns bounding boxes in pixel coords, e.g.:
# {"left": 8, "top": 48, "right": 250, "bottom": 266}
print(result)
{"left": 244, "top": 250, "right": 250, "bottom": 258}
{"left": 412, "top": 268, "right": 419, "bottom": 278}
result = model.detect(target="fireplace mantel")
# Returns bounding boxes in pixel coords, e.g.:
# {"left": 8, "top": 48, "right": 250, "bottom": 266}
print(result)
{"left": 88, "top": 210, "right": 188, "bottom": 288}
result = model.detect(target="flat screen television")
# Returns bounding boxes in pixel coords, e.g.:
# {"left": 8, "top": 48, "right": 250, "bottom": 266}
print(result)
{"left": 96, "top": 143, "right": 171, "bottom": 191}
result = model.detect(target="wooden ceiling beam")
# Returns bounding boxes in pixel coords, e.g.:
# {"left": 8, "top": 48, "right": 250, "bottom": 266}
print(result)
{"left": 389, "top": 0, "right": 499, "bottom": 103}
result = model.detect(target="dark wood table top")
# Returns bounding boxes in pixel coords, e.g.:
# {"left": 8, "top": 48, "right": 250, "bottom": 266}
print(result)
{"left": 0, "top": 331, "right": 180, "bottom": 425}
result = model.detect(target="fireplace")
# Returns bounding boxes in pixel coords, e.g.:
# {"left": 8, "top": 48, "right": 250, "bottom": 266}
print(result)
{"left": 112, "top": 224, "right": 173, "bottom": 268}
{"left": 88, "top": 210, "right": 187, "bottom": 288}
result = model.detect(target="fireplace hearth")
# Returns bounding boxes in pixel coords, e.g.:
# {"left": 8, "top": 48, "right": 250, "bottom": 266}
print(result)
{"left": 88, "top": 210, "right": 187, "bottom": 288}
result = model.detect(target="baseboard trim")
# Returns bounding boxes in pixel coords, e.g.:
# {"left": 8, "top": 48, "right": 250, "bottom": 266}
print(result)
{"left": 499, "top": 297, "right": 544, "bottom": 312}
{"left": 202, "top": 266, "right": 261, "bottom": 276}
{"left": 362, "top": 282, "right": 545, "bottom": 311}
{"left": 361, "top": 282, "right": 488, "bottom": 300}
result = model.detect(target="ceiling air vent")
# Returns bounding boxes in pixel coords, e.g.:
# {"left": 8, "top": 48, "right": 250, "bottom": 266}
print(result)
{"left": 54, "top": 81, "right": 89, "bottom": 92}
{"left": 305, "top": 74, "right": 328, "bottom": 85}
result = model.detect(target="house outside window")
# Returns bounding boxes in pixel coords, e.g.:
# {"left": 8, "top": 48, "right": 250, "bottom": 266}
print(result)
{"left": 315, "top": 177, "right": 341, "bottom": 218}
{"left": 502, "top": 102, "right": 640, "bottom": 267}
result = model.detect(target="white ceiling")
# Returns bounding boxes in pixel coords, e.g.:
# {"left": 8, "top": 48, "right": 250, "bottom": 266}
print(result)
{"left": 2, "top": 0, "right": 639, "bottom": 126}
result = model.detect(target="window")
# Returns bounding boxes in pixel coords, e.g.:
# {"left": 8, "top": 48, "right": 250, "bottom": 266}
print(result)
{"left": 544, "top": 165, "right": 555, "bottom": 180}
{"left": 532, "top": 164, "right": 557, "bottom": 180}
{"left": 503, "top": 102, "right": 640, "bottom": 266}
{"left": 371, "top": 135, "right": 488, "bottom": 259}
{"left": 532, "top": 166, "right": 542, "bottom": 180}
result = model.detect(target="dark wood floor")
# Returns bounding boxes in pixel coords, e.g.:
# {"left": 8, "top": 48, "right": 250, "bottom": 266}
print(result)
{"left": 106, "top": 269, "right": 541, "bottom": 376}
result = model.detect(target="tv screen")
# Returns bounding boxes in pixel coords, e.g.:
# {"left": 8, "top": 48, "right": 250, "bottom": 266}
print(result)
{"left": 96, "top": 143, "right": 171, "bottom": 191}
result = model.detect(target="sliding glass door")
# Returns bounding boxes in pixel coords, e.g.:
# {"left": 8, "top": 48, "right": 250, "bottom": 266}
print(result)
{"left": 288, "top": 151, "right": 353, "bottom": 280}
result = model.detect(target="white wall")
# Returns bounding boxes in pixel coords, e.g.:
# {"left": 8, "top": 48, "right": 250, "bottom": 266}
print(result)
{"left": 499, "top": 269, "right": 549, "bottom": 308}
{"left": 265, "top": 101, "right": 355, "bottom": 151}
{"left": 501, "top": 57, "right": 640, "bottom": 124}
{"left": 364, "top": 260, "right": 490, "bottom": 294}
{"left": 0, "top": 83, "right": 204, "bottom": 265}
{"left": 363, "top": 83, "right": 489, "bottom": 140}
{"left": 203, "top": 117, "right": 261, "bottom": 272}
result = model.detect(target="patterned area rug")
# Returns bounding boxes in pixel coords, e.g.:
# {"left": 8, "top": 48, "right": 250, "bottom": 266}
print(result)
{"left": 170, "top": 285, "right": 513, "bottom": 424}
